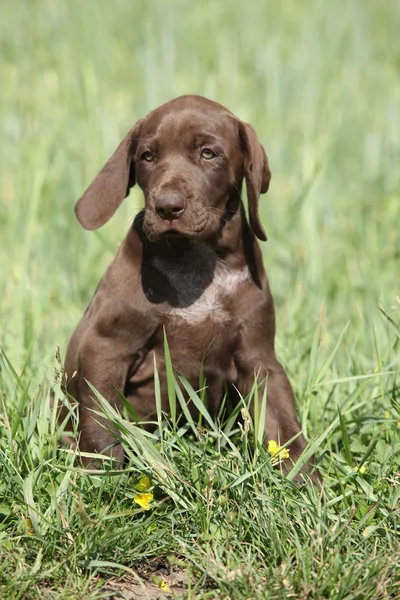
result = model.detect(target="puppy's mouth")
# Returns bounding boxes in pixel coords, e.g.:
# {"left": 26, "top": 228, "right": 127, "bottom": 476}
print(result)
{"left": 146, "top": 222, "right": 186, "bottom": 241}
{"left": 162, "top": 222, "right": 185, "bottom": 237}
{"left": 143, "top": 214, "right": 209, "bottom": 242}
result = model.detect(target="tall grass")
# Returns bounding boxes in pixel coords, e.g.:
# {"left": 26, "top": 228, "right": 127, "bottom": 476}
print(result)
{"left": 1, "top": 1, "right": 399, "bottom": 598}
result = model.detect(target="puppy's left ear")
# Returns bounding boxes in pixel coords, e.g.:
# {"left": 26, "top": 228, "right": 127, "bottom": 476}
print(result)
{"left": 239, "top": 121, "right": 271, "bottom": 241}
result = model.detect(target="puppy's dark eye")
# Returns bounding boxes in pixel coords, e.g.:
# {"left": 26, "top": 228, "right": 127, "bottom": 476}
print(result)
{"left": 141, "top": 151, "right": 154, "bottom": 162}
{"left": 201, "top": 148, "right": 216, "bottom": 160}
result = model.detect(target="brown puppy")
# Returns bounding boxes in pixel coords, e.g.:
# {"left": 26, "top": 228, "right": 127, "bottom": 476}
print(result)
{"left": 65, "top": 95, "right": 316, "bottom": 479}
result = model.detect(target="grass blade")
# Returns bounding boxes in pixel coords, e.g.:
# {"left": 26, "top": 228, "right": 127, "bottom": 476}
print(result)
{"left": 337, "top": 405, "right": 353, "bottom": 467}
{"left": 163, "top": 328, "right": 176, "bottom": 429}
{"left": 178, "top": 374, "right": 218, "bottom": 434}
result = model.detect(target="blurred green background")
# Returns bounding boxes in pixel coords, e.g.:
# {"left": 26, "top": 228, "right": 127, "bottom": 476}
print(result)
{"left": 0, "top": 0, "right": 399, "bottom": 393}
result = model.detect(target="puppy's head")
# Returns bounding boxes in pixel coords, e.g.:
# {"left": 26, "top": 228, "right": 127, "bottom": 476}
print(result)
{"left": 75, "top": 95, "right": 271, "bottom": 241}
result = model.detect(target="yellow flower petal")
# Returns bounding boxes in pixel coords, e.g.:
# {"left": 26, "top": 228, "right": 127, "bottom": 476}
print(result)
{"left": 267, "top": 440, "right": 279, "bottom": 455}
{"left": 384, "top": 411, "right": 390, "bottom": 419}
{"left": 268, "top": 440, "right": 290, "bottom": 460}
{"left": 133, "top": 492, "right": 153, "bottom": 510}
{"left": 355, "top": 465, "right": 367, "bottom": 474}
{"left": 160, "top": 580, "right": 170, "bottom": 592}
{"left": 26, "top": 517, "right": 34, "bottom": 536}
{"left": 135, "top": 475, "right": 151, "bottom": 492}
{"left": 279, "top": 447, "right": 290, "bottom": 459}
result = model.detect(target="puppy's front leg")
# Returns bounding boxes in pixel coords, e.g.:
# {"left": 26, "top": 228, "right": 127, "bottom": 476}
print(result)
{"left": 236, "top": 356, "right": 305, "bottom": 452}
{"left": 234, "top": 294, "right": 320, "bottom": 483}
{"left": 237, "top": 359, "right": 319, "bottom": 483}
{"left": 69, "top": 330, "right": 137, "bottom": 466}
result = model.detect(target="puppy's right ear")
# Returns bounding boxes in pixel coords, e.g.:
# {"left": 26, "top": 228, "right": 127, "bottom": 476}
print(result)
{"left": 75, "top": 120, "right": 143, "bottom": 230}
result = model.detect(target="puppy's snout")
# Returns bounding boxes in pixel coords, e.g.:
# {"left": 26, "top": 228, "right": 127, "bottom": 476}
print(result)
{"left": 154, "top": 195, "right": 186, "bottom": 220}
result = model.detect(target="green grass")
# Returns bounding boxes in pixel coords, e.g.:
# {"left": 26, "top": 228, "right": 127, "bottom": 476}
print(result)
{"left": 1, "top": 0, "right": 400, "bottom": 598}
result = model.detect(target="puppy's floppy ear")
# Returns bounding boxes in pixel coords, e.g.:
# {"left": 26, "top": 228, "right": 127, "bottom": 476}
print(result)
{"left": 75, "top": 120, "right": 143, "bottom": 230}
{"left": 239, "top": 121, "right": 271, "bottom": 241}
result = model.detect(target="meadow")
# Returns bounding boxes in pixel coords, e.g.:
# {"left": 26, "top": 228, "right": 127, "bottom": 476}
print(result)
{"left": 0, "top": 1, "right": 399, "bottom": 598}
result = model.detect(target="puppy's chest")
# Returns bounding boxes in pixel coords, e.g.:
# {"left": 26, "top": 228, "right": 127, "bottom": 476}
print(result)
{"left": 151, "top": 255, "right": 250, "bottom": 326}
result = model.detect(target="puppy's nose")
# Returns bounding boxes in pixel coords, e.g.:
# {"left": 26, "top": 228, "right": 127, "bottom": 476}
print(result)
{"left": 154, "top": 195, "right": 186, "bottom": 220}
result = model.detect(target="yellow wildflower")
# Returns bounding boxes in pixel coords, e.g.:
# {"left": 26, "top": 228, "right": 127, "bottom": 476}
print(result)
{"left": 134, "top": 475, "right": 153, "bottom": 510}
{"left": 151, "top": 575, "right": 170, "bottom": 591}
{"left": 397, "top": 421, "right": 400, "bottom": 428}
{"left": 384, "top": 411, "right": 390, "bottom": 419}
{"left": 160, "top": 580, "right": 170, "bottom": 592}
{"left": 26, "top": 517, "right": 34, "bottom": 536}
{"left": 268, "top": 440, "right": 279, "bottom": 454}
{"left": 135, "top": 475, "right": 151, "bottom": 492}
{"left": 134, "top": 492, "right": 153, "bottom": 510}
{"left": 267, "top": 440, "right": 290, "bottom": 460}
{"left": 355, "top": 465, "right": 367, "bottom": 474}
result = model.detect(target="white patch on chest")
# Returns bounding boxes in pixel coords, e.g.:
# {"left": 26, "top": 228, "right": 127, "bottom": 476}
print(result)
{"left": 152, "top": 251, "right": 250, "bottom": 325}
{"left": 173, "top": 263, "right": 250, "bottom": 324}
